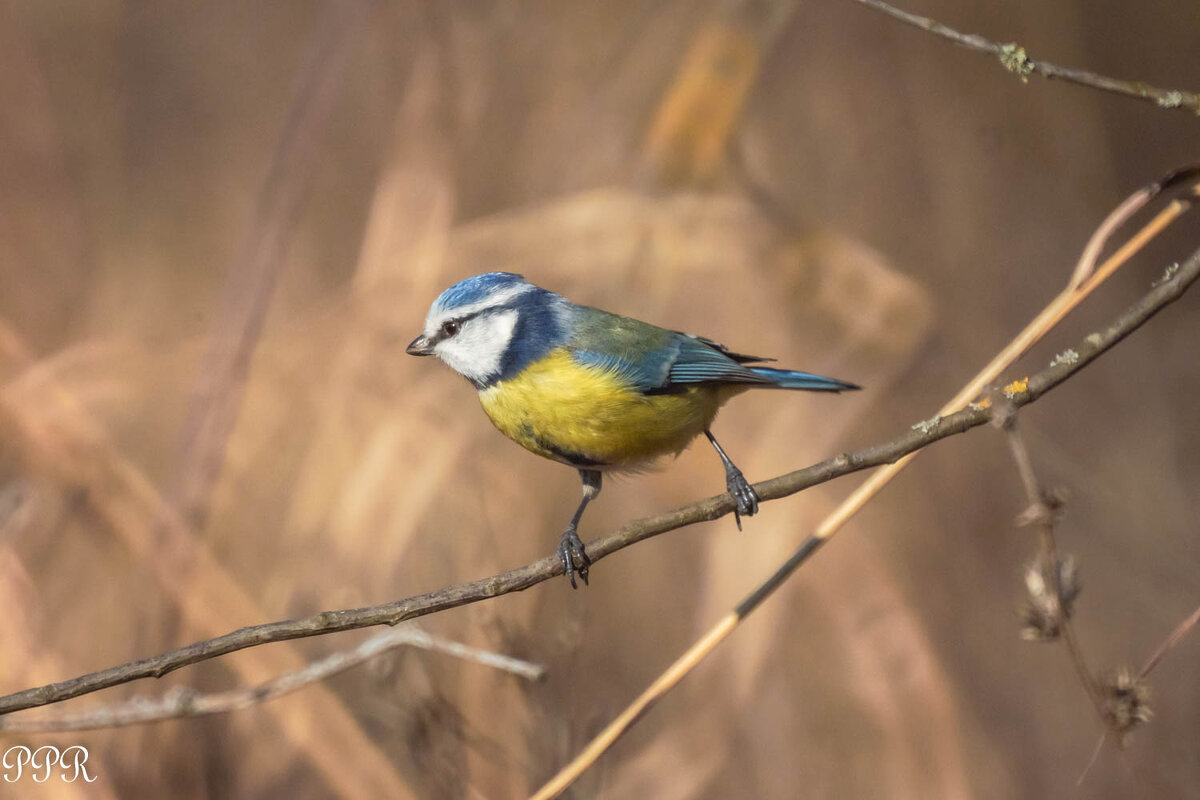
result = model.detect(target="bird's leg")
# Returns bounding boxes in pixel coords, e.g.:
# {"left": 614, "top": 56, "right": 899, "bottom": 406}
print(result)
{"left": 558, "top": 469, "right": 601, "bottom": 589}
{"left": 705, "top": 430, "right": 759, "bottom": 530}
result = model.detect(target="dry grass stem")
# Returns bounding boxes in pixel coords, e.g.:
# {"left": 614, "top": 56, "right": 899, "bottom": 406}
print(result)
{"left": 167, "top": 0, "right": 368, "bottom": 532}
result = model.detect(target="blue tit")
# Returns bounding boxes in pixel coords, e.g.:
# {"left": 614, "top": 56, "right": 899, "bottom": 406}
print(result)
{"left": 407, "top": 272, "right": 859, "bottom": 587}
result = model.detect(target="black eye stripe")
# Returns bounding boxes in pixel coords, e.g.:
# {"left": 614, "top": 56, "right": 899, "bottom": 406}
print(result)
{"left": 429, "top": 307, "right": 500, "bottom": 344}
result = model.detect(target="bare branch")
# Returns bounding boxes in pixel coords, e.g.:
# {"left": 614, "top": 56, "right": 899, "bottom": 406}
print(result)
{"left": 855, "top": 0, "right": 1200, "bottom": 114}
{"left": 2, "top": 242, "right": 1198, "bottom": 721}
{"left": 0, "top": 627, "right": 543, "bottom": 733}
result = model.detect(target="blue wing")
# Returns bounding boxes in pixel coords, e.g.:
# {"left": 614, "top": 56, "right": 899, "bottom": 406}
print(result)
{"left": 566, "top": 306, "right": 860, "bottom": 394}
{"left": 568, "top": 345, "right": 677, "bottom": 393}
{"left": 566, "top": 307, "right": 776, "bottom": 393}
{"left": 659, "top": 336, "right": 774, "bottom": 388}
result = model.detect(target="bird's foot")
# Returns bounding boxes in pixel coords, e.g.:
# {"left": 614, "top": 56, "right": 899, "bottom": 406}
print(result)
{"left": 725, "top": 466, "right": 759, "bottom": 531}
{"left": 557, "top": 526, "right": 591, "bottom": 589}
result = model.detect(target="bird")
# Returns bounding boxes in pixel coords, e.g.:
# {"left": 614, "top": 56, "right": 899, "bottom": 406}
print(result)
{"left": 406, "top": 272, "right": 859, "bottom": 588}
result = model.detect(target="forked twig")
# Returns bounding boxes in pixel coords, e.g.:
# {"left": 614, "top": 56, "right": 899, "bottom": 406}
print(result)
{"left": 1079, "top": 603, "right": 1200, "bottom": 785}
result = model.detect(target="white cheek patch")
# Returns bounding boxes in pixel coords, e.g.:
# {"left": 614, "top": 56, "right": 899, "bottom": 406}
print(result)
{"left": 435, "top": 309, "right": 520, "bottom": 384}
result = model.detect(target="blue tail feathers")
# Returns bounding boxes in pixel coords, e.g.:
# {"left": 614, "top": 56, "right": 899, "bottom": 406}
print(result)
{"left": 749, "top": 367, "right": 861, "bottom": 392}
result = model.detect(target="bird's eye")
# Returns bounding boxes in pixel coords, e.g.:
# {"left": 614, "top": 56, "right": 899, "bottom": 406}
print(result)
{"left": 440, "top": 320, "right": 460, "bottom": 338}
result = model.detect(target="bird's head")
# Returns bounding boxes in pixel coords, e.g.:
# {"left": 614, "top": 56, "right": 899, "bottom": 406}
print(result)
{"left": 408, "top": 272, "right": 569, "bottom": 388}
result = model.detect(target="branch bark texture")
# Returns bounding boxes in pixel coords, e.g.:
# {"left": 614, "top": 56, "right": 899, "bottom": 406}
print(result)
{"left": 1, "top": 246, "right": 1198, "bottom": 719}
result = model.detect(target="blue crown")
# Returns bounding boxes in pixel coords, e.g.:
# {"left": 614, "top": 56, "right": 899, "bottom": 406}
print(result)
{"left": 433, "top": 272, "right": 529, "bottom": 313}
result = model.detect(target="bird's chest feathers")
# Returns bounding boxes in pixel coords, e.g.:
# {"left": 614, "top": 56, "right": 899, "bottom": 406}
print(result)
{"left": 477, "top": 349, "right": 720, "bottom": 468}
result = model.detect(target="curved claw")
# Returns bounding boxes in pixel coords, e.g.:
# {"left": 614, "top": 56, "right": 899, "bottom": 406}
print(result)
{"left": 726, "top": 467, "right": 760, "bottom": 531}
{"left": 557, "top": 527, "right": 591, "bottom": 589}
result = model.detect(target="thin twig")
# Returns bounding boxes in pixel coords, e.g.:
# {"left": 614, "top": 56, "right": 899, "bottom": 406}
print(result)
{"left": 1003, "top": 420, "right": 1105, "bottom": 718}
{"left": 1140, "top": 604, "right": 1200, "bottom": 679}
{"left": 530, "top": 171, "right": 1200, "bottom": 798}
{"left": 1078, "top": 731, "right": 1110, "bottom": 787}
{"left": 0, "top": 627, "right": 542, "bottom": 733}
{"left": 1079, "top": 601, "right": 1200, "bottom": 785}
{"left": 855, "top": 0, "right": 1200, "bottom": 114}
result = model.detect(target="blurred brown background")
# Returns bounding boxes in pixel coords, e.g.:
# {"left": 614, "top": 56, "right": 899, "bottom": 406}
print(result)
{"left": 1, "top": 0, "right": 1198, "bottom": 797}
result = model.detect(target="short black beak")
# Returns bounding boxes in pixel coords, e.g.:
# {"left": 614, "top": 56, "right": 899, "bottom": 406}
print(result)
{"left": 406, "top": 335, "right": 434, "bottom": 356}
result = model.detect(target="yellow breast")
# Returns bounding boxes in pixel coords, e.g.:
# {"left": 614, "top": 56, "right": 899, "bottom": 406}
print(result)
{"left": 478, "top": 349, "right": 738, "bottom": 469}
